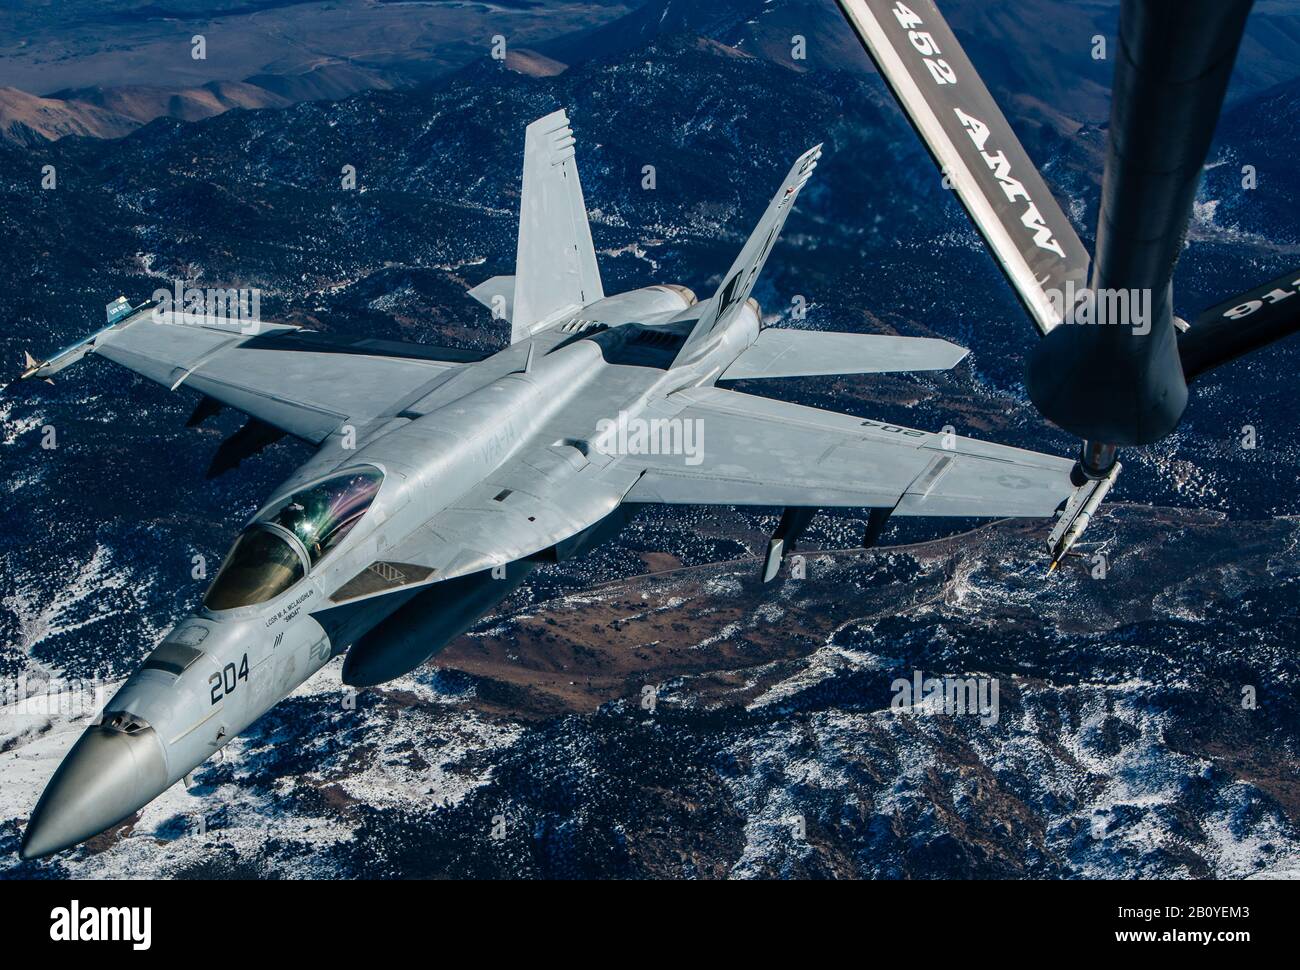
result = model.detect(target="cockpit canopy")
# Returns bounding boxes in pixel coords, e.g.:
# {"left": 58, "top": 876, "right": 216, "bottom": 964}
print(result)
{"left": 255, "top": 466, "right": 385, "bottom": 567}
{"left": 203, "top": 467, "right": 384, "bottom": 611}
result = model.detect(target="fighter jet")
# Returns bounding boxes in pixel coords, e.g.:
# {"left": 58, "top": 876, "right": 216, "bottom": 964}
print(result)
{"left": 18, "top": 109, "right": 1093, "bottom": 858}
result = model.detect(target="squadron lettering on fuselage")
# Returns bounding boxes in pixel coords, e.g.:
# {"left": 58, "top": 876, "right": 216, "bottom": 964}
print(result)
{"left": 479, "top": 419, "right": 518, "bottom": 466}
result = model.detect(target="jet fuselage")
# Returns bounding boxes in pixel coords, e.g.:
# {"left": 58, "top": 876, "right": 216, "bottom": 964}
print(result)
{"left": 20, "top": 285, "right": 759, "bottom": 858}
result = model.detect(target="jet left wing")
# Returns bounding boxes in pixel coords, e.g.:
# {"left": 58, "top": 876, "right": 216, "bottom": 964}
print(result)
{"left": 21, "top": 302, "right": 489, "bottom": 442}
{"left": 623, "top": 386, "right": 1075, "bottom": 518}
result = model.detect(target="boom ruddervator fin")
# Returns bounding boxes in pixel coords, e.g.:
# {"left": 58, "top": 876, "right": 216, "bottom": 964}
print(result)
{"left": 510, "top": 109, "right": 604, "bottom": 342}
{"left": 834, "top": 0, "right": 1091, "bottom": 335}
{"left": 1177, "top": 265, "right": 1300, "bottom": 383}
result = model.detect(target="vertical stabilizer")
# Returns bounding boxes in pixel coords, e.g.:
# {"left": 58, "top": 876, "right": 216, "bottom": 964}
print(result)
{"left": 512, "top": 110, "right": 604, "bottom": 341}
{"left": 676, "top": 144, "right": 821, "bottom": 362}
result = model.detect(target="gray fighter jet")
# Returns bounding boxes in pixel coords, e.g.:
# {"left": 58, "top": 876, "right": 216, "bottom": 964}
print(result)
{"left": 18, "top": 110, "right": 1092, "bottom": 858}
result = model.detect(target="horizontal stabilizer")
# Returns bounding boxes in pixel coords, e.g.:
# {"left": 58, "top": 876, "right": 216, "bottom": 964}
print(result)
{"left": 835, "top": 0, "right": 1089, "bottom": 334}
{"left": 1178, "top": 266, "right": 1300, "bottom": 381}
{"left": 468, "top": 275, "right": 516, "bottom": 324}
{"left": 720, "top": 329, "right": 967, "bottom": 380}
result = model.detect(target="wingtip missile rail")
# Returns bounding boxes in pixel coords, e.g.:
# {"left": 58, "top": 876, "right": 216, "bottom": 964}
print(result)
{"left": 19, "top": 296, "right": 150, "bottom": 383}
{"left": 20, "top": 350, "right": 54, "bottom": 384}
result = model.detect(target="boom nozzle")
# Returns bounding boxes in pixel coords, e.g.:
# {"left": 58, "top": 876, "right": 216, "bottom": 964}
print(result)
{"left": 1047, "top": 461, "right": 1121, "bottom": 572}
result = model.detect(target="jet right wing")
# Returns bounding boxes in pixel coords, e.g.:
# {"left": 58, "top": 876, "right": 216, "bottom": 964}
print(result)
{"left": 835, "top": 0, "right": 1090, "bottom": 334}
{"left": 624, "top": 385, "right": 1076, "bottom": 518}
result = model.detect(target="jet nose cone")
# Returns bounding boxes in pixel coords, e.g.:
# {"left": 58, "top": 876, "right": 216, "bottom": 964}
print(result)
{"left": 20, "top": 720, "right": 169, "bottom": 860}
